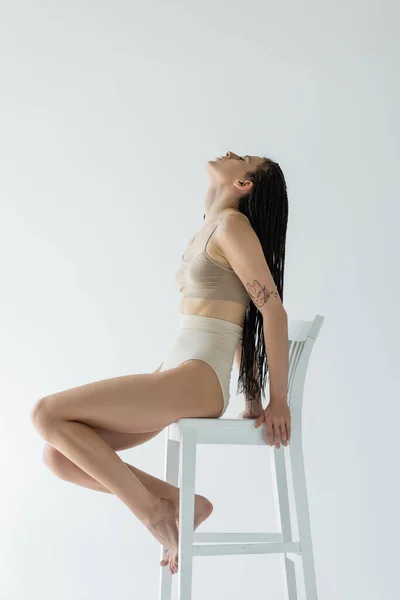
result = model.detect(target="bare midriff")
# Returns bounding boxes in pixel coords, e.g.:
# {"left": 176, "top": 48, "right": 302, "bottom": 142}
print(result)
{"left": 179, "top": 296, "right": 247, "bottom": 327}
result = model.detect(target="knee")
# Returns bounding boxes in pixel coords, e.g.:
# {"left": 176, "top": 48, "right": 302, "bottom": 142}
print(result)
{"left": 30, "top": 395, "right": 57, "bottom": 440}
{"left": 42, "top": 444, "right": 70, "bottom": 479}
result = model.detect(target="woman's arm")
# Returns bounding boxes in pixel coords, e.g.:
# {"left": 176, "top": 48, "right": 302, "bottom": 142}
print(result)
{"left": 218, "top": 213, "right": 289, "bottom": 399}
{"left": 216, "top": 213, "right": 290, "bottom": 434}
{"left": 261, "top": 310, "right": 289, "bottom": 404}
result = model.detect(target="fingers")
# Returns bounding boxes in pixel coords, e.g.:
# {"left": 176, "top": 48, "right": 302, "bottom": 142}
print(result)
{"left": 265, "top": 418, "right": 290, "bottom": 448}
{"left": 254, "top": 409, "right": 291, "bottom": 449}
{"left": 265, "top": 419, "right": 274, "bottom": 444}
{"left": 280, "top": 424, "right": 288, "bottom": 446}
{"left": 274, "top": 425, "right": 281, "bottom": 448}
{"left": 254, "top": 413, "right": 264, "bottom": 428}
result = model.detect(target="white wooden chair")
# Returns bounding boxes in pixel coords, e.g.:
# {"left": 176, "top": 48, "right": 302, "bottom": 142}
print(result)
{"left": 158, "top": 314, "right": 324, "bottom": 600}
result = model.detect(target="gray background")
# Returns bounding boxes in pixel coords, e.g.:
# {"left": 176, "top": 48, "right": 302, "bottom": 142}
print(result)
{"left": 1, "top": 0, "right": 399, "bottom": 598}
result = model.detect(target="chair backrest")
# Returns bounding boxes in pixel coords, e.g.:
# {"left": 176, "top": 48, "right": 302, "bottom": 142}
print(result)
{"left": 286, "top": 314, "right": 325, "bottom": 411}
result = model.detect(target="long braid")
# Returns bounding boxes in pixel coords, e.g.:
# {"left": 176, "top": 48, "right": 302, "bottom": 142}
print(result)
{"left": 236, "top": 158, "right": 289, "bottom": 402}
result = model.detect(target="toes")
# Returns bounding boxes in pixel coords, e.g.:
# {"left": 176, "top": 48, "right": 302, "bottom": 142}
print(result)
{"left": 169, "top": 556, "right": 178, "bottom": 574}
{"left": 160, "top": 550, "right": 169, "bottom": 566}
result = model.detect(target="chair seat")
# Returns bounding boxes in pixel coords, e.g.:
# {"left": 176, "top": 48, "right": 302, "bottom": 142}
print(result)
{"left": 168, "top": 417, "right": 271, "bottom": 446}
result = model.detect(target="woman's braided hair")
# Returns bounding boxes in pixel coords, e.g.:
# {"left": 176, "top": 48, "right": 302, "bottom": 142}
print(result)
{"left": 233, "top": 157, "right": 289, "bottom": 402}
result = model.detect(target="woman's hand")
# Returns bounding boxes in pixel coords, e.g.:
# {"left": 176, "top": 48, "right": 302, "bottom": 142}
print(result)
{"left": 254, "top": 400, "right": 291, "bottom": 448}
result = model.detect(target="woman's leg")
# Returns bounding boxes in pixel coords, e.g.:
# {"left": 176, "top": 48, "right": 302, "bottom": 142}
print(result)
{"left": 43, "top": 425, "right": 213, "bottom": 572}
{"left": 42, "top": 427, "right": 212, "bottom": 510}
{"left": 31, "top": 360, "right": 222, "bottom": 560}
{"left": 43, "top": 430, "right": 213, "bottom": 573}
{"left": 43, "top": 428, "right": 163, "bottom": 493}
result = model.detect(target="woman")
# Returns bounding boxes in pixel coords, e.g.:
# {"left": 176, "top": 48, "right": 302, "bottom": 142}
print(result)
{"left": 30, "top": 151, "right": 291, "bottom": 575}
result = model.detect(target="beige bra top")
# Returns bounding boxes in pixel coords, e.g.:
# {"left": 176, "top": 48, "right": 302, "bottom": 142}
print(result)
{"left": 175, "top": 216, "right": 251, "bottom": 307}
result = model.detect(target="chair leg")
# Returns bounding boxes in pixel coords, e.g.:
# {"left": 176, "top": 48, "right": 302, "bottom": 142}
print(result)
{"left": 159, "top": 435, "right": 180, "bottom": 600}
{"left": 284, "top": 555, "right": 298, "bottom": 599}
{"left": 177, "top": 426, "right": 197, "bottom": 600}
{"left": 271, "top": 446, "right": 298, "bottom": 600}
{"left": 290, "top": 431, "right": 319, "bottom": 600}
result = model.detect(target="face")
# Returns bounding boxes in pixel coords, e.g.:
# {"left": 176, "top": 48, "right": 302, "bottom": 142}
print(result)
{"left": 207, "top": 151, "right": 267, "bottom": 193}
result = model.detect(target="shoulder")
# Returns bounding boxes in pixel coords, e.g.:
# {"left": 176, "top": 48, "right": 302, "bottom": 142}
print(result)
{"left": 219, "top": 210, "right": 252, "bottom": 232}
{"left": 218, "top": 211, "right": 256, "bottom": 241}
{"left": 214, "top": 211, "right": 261, "bottom": 259}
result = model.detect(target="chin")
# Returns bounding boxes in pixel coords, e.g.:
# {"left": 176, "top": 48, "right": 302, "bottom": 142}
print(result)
{"left": 206, "top": 159, "right": 218, "bottom": 168}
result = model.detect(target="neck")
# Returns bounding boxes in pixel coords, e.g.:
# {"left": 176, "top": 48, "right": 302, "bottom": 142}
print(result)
{"left": 203, "top": 184, "right": 239, "bottom": 224}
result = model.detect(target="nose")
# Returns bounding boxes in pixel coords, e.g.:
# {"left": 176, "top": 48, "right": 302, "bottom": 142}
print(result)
{"left": 225, "top": 151, "right": 238, "bottom": 159}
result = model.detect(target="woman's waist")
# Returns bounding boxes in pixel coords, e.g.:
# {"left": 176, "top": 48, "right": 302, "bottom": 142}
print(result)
{"left": 177, "top": 313, "right": 243, "bottom": 346}
{"left": 179, "top": 296, "right": 246, "bottom": 328}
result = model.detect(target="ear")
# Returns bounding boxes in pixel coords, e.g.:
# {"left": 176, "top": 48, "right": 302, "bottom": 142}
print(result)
{"left": 233, "top": 179, "right": 254, "bottom": 192}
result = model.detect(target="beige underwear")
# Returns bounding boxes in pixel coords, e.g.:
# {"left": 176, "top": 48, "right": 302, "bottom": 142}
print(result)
{"left": 160, "top": 313, "right": 243, "bottom": 418}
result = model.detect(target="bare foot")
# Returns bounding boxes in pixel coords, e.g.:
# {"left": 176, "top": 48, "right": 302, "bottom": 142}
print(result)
{"left": 146, "top": 497, "right": 179, "bottom": 559}
{"left": 160, "top": 494, "right": 214, "bottom": 574}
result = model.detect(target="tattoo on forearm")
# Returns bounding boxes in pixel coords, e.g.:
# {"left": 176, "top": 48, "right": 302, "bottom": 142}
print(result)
{"left": 247, "top": 280, "right": 279, "bottom": 307}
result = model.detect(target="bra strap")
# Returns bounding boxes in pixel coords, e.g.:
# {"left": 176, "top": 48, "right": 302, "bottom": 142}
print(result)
{"left": 203, "top": 216, "right": 224, "bottom": 254}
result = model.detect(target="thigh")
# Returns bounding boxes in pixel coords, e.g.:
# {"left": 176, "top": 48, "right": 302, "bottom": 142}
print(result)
{"left": 92, "top": 427, "right": 163, "bottom": 451}
{"left": 38, "top": 360, "right": 223, "bottom": 433}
